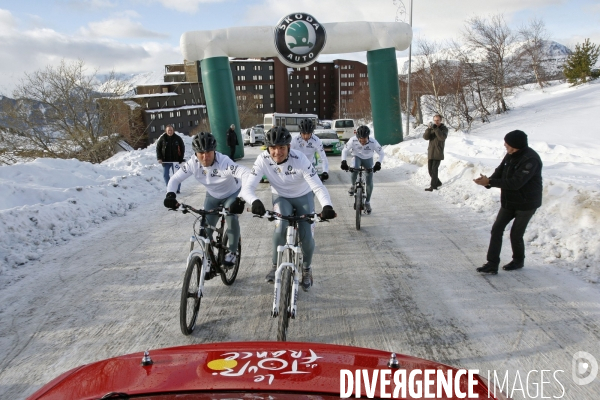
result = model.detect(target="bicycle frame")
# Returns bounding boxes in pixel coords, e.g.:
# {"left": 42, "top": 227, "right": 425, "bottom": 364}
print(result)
{"left": 271, "top": 224, "right": 303, "bottom": 319}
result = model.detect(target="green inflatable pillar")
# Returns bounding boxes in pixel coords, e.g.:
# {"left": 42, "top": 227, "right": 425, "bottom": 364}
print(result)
{"left": 367, "top": 48, "right": 403, "bottom": 145}
{"left": 201, "top": 56, "right": 244, "bottom": 159}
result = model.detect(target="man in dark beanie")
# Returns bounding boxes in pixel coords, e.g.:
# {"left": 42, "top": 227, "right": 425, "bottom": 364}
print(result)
{"left": 473, "top": 130, "right": 543, "bottom": 274}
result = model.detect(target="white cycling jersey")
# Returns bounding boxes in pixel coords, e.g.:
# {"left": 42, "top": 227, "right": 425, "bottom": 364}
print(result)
{"left": 167, "top": 152, "right": 249, "bottom": 198}
{"left": 290, "top": 134, "right": 329, "bottom": 173}
{"left": 341, "top": 135, "right": 385, "bottom": 163}
{"left": 240, "top": 149, "right": 332, "bottom": 207}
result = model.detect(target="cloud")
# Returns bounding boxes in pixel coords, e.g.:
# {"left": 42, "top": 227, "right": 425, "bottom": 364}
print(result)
{"left": 81, "top": 15, "right": 169, "bottom": 38}
{"left": 153, "top": 0, "right": 227, "bottom": 13}
{"left": 0, "top": 26, "right": 180, "bottom": 96}
{"left": 0, "top": 8, "right": 17, "bottom": 35}
{"left": 62, "top": 0, "right": 117, "bottom": 11}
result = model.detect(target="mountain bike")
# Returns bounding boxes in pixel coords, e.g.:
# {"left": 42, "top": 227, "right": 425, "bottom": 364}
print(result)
{"left": 257, "top": 210, "right": 322, "bottom": 341}
{"left": 347, "top": 167, "right": 373, "bottom": 230}
{"left": 176, "top": 204, "right": 241, "bottom": 335}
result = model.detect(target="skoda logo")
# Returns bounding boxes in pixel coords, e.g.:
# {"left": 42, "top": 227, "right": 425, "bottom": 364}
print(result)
{"left": 274, "top": 13, "right": 326, "bottom": 68}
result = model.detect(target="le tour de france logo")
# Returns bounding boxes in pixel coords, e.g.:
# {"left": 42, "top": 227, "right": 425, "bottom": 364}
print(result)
{"left": 274, "top": 13, "right": 327, "bottom": 68}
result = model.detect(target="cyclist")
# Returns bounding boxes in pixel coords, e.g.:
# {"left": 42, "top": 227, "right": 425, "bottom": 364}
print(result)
{"left": 163, "top": 132, "right": 248, "bottom": 267}
{"left": 340, "top": 125, "right": 384, "bottom": 214}
{"left": 240, "top": 126, "right": 337, "bottom": 291}
{"left": 290, "top": 118, "right": 329, "bottom": 181}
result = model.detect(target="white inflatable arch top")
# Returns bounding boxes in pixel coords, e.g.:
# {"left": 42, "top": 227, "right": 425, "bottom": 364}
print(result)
{"left": 181, "top": 21, "right": 412, "bottom": 61}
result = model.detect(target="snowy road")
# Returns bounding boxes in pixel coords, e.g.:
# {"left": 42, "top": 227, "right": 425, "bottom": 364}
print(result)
{"left": 1, "top": 146, "right": 599, "bottom": 399}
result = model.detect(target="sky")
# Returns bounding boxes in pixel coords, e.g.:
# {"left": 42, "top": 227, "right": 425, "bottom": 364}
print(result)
{"left": 0, "top": 0, "right": 599, "bottom": 95}
{"left": 1, "top": 79, "right": 600, "bottom": 285}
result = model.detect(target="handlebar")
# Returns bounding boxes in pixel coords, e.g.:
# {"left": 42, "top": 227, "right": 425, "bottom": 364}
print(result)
{"left": 347, "top": 167, "right": 374, "bottom": 173}
{"left": 255, "top": 210, "right": 324, "bottom": 223}
{"left": 176, "top": 203, "right": 233, "bottom": 216}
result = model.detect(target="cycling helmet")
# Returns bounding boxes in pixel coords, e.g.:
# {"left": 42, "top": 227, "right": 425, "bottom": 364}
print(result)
{"left": 192, "top": 132, "right": 217, "bottom": 153}
{"left": 265, "top": 126, "right": 292, "bottom": 146}
{"left": 356, "top": 125, "right": 370, "bottom": 138}
{"left": 299, "top": 118, "right": 315, "bottom": 134}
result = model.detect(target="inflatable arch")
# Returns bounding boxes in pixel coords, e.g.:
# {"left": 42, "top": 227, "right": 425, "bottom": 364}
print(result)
{"left": 180, "top": 13, "right": 412, "bottom": 158}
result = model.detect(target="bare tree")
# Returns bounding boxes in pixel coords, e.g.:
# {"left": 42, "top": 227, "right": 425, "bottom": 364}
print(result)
{"left": 463, "top": 14, "right": 521, "bottom": 113}
{"left": 2, "top": 59, "right": 134, "bottom": 163}
{"left": 518, "top": 18, "right": 550, "bottom": 88}
{"left": 344, "top": 86, "right": 372, "bottom": 123}
{"left": 236, "top": 91, "right": 263, "bottom": 128}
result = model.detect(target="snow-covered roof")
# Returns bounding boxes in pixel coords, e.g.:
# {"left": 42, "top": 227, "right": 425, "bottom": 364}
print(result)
{"left": 144, "top": 104, "right": 206, "bottom": 113}
{"left": 131, "top": 92, "right": 178, "bottom": 98}
{"left": 123, "top": 100, "right": 140, "bottom": 110}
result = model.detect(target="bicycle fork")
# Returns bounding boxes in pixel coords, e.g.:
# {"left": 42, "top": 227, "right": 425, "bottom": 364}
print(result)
{"left": 188, "top": 235, "right": 211, "bottom": 300}
{"left": 271, "top": 226, "right": 302, "bottom": 319}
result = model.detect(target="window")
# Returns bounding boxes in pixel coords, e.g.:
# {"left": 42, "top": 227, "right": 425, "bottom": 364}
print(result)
{"left": 290, "top": 84, "right": 293, "bottom": 88}
{"left": 360, "top": 73, "right": 367, "bottom": 78}
{"left": 189, "top": 121, "right": 193, "bottom": 127}
{"left": 172, "top": 100, "right": 176, "bottom": 106}
{"left": 236, "top": 65, "right": 245, "bottom": 71}
{"left": 187, "top": 110, "right": 191, "bottom": 116}
{"left": 240, "top": 85, "right": 246, "bottom": 90}
{"left": 348, "top": 82, "right": 355, "bottom": 86}
{"left": 193, "top": 109, "right": 198, "bottom": 115}
{"left": 180, "top": 89, "right": 184, "bottom": 94}
{"left": 156, "top": 102, "right": 160, "bottom": 107}
{"left": 270, "top": 94, "right": 274, "bottom": 98}
{"left": 269, "top": 84, "right": 274, "bottom": 89}
{"left": 160, "top": 124, "right": 165, "bottom": 131}
{"left": 349, "top": 74, "right": 354, "bottom": 78}
{"left": 183, "top": 100, "right": 186, "bottom": 105}
{"left": 269, "top": 65, "right": 273, "bottom": 70}
{"left": 178, "top": 122, "right": 182, "bottom": 128}
{"left": 151, "top": 126, "right": 155, "bottom": 132}
{"left": 176, "top": 111, "right": 181, "bottom": 117}
{"left": 195, "top": 120, "right": 199, "bottom": 125}
{"left": 270, "top": 103, "right": 274, "bottom": 107}
{"left": 254, "top": 65, "right": 262, "bottom": 70}
{"left": 269, "top": 75, "right": 274, "bottom": 80}
{"left": 258, "top": 104, "right": 264, "bottom": 109}
{"left": 290, "top": 100, "right": 293, "bottom": 104}
{"left": 235, "top": 85, "right": 241, "bottom": 90}
{"left": 158, "top": 113, "right": 163, "bottom": 119}
{"left": 150, "top": 114, "right": 156, "bottom": 120}
{"left": 238, "top": 76, "right": 246, "bottom": 80}
{"left": 306, "top": 84, "right": 310, "bottom": 88}
{"left": 145, "top": 102, "right": 149, "bottom": 108}
{"left": 305, "top": 75, "right": 309, "bottom": 79}
{"left": 341, "top": 82, "right": 347, "bottom": 86}
{"left": 189, "top": 88, "right": 192, "bottom": 93}
{"left": 203, "top": 109, "right": 206, "bottom": 114}
{"left": 169, "top": 112, "right": 174, "bottom": 118}
{"left": 256, "top": 85, "right": 263, "bottom": 90}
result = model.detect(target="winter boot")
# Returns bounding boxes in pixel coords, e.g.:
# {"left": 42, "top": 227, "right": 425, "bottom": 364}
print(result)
{"left": 476, "top": 262, "right": 499, "bottom": 275}
{"left": 503, "top": 260, "right": 524, "bottom": 271}
{"left": 348, "top": 185, "right": 355, "bottom": 196}
{"left": 301, "top": 266, "right": 313, "bottom": 292}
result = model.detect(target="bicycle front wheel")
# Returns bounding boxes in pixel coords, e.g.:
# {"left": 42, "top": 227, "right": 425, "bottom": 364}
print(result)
{"left": 355, "top": 186, "right": 363, "bottom": 230}
{"left": 277, "top": 264, "right": 292, "bottom": 342}
{"left": 220, "top": 235, "right": 241, "bottom": 286}
{"left": 180, "top": 255, "right": 203, "bottom": 335}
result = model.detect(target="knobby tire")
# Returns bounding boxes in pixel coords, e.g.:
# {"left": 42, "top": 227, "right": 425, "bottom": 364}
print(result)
{"left": 180, "top": 255, "right": 202, "bottom": 335}
{"left": 355, "top": 186, "right": 363, "bottom": 230}
{"left": 277, "top": 251, "right": 293, "bottom": 341}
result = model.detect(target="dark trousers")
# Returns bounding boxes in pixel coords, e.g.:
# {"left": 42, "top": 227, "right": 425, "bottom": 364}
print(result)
{"left": 486, "top": 207, "right": 537, "bottom": 265}
{"left": 229, "top": 146, "right": 236, "bottom": 160}
{"left": 428, "top": 159, "right": 442, "bottom": 189}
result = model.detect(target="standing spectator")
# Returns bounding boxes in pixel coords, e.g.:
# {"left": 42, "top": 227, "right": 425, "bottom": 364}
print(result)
{"left": 423, "top": 114, "right": 448, "bottom": 191}
{"left": 249, "top": 127, "right": 257, "bottom": 146}
{"left": 226, "top": 124, "right": 238, "bottom": 159}
{"left": 474, "top": 130, "right": 543, "bottom": 274}
{"left": 156, "top": 125, "right": 185, "bottom": 193}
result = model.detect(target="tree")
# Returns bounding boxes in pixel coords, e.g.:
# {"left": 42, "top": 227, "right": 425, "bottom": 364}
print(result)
{"left": 563, "top": 38, "right": 600, "bottom": 85}
{"left": 236, "top": 91, "right": 263, "bottom": 128}
{"left": 344, "top": 86, "right": 372, "bottom": 123}
{"left": 463, "top": 14, "right": 521, "bottom": 113}
{"left": 2, "top": 59, "right": 134, "bottom": 163}
{"left": 518, "top": 18, "right": 550, "bottom": 88}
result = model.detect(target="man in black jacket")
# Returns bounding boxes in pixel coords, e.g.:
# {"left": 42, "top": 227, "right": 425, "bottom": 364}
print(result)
{"left": 226, "top": 124, "right": 238, "bottom": 160}
{"left": 156, "top": 125, "right": 185, "bottom": 193}
{"left": 474, "top": 130, "right": 543, "bottom": 274}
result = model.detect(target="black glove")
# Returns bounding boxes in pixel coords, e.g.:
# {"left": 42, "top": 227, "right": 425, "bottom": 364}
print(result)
{"left": 164, "top": 192, "right": 178, "bottom": 209}
{"left": 373, "top": 162, "right": 381, "bottom": 172}
{"left": 341, "top": 160, "right": 349, "bottom": 171}
{"left": 251, "top": 199, "right": 266, "bottom": 216}
{"left": 320, "top": 171, "right": 329, "bottom": 181}
{"left": 229, "top": 197, "right": 245, "bottom": 214}
{"left": 320, "top": 205, "right": 336, "bottom": 220}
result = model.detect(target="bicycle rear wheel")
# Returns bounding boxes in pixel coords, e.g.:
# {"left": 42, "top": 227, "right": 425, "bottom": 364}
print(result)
{"left": 355, "top": 186, "right": 363, "bottom": 230}
{"left": 180, "top": 255, "right": 202, "bottom": 335}
{"left": 219, "top": 235, "right": 241, "bottom": 286}
{"left": 277, "top": 264, "right": 292, "bottom": 342}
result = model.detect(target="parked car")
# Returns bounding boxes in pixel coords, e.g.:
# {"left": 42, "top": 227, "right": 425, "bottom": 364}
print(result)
{"left": 333, "top": 119, "right": 356, "bottom": 142}
{"left": 314, "top": 129, "right": 342, "bottom": 156}
{"left": 242, "top": 127, "right": 265, "bottom": 146}
{"left": 26, "top": 341, "right": 507, "bottom": 399}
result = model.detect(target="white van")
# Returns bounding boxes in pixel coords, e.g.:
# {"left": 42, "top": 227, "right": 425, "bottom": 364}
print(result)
{"left": 333, "top": 119, "right": 356, "bottom": 141}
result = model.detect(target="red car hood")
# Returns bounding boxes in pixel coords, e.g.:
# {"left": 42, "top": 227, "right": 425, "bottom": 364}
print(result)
{"left": 28, "top": 341, "right": 501, "bottom": 399}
